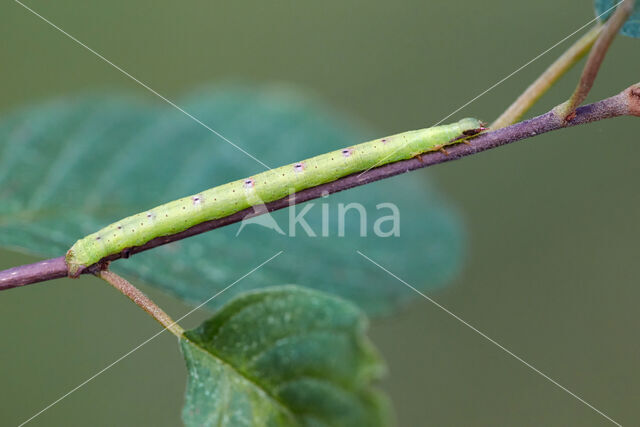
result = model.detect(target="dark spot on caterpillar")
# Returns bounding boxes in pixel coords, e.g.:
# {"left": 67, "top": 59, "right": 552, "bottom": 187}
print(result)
{"left": 192, "top": 195, "right": 203, "bottom": 205}
{"left": 146, "top": 213, "right": 153, "bottom": 218}
{"left": 342, "top": 148, "right": 353, "bottom": 157}
{"left": 244, "top": 178, "right": 254, "bottom": 189}
{"left": 293, "top": 163, "right": 305, "bottom": 172}
{"left": 96, "top": 236, "right": 101, "bottom": 240}
{"left": 165, "top": 214, "right": 168, "bottom": 217}
{"left": 122, "top": 248, "right": 132, "bottom": 258}
{"left": 182, "top": 206, "right": 186, "bottom": 210}
{"left": 117, "top": 226, "right": 122, "bottom": 230}
{"left": 140, "top": 223, "right": 144, "bottom": 226}
{"left": 381, "top": 138, "right": 388, "bottom": 144}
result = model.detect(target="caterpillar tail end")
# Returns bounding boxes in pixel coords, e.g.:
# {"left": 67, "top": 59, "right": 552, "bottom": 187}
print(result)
{"left": 65, "top": 248, "right": 86, "bottom": 278}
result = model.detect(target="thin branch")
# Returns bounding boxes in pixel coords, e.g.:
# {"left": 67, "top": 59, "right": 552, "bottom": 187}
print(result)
{"left": 557, "top": 0, "right": 635, "bottom": 120}
{"left": 1, "top": 83, "right": 639, "bottom": 290}
{"left": 0, "top": 256, "right": 67, "bottom": 289}
{"left": 98, "top": 270, "right": 184, "bottom": 337}
{"left": 492, "top": 23, "right": 603, "bottom": 130}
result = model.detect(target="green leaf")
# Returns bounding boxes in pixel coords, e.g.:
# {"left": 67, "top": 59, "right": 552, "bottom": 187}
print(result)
{"left": 180, "top": 285, "right": 391, "bottom": 426}
{"left": 595, "top": 0, "right": 640, "bottom": 38}
{"left": 0, "top": 84, "right": 464, "bottom": 315}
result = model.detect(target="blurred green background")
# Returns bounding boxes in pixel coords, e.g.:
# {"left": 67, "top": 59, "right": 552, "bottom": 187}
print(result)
{"left": 1, "top": 0, "right": 638, "bottom": 425}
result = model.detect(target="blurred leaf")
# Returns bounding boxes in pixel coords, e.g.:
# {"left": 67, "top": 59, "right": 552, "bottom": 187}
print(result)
{"left": 595, "top": 0, "right": 640, "bottom": 38}
{"left": 181, "top": 285, "right": 390, "bottom": 427}
{"left": 0, "top": 84, "right": 464, "bottom": 315}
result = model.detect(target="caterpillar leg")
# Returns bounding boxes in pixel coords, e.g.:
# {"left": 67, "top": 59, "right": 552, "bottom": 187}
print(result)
{"left": 434, "top": 144, "right": 449, "bottom": 155}
{"left": 409, "top": 151, "right": 425, "bottom": 162}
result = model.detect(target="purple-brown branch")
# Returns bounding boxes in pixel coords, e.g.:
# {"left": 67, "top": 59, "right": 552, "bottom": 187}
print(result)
{"left": 1, "top": 84, "right": 639, "bottom": 291}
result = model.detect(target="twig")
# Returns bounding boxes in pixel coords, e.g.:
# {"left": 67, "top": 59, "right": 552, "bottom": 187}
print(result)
{"left": 557, "top": 0, "right": 635, "bottom": 120}
{"left": 1, "top": 83, "right": 639, "bottom": 290}
{"left": 0, "top": 256, "right": 67, "bottom": 289}
{"left": 492, "top": 24, "right": 603, "bottom": 129}
{"left": 98, "top": 270, "right": 184, "bottom": 337}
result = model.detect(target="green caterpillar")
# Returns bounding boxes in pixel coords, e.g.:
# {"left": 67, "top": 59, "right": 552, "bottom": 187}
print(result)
{"left": 66, "top": 117, "right": 485, "bottom": 276}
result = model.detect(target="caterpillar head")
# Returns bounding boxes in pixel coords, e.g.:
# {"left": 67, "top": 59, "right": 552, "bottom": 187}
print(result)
{"left": 458, "top": 117, "right": 487, "bottom": 136}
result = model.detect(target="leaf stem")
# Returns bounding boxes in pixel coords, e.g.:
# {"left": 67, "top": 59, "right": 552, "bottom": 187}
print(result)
{"left": 492, "top": 23, "right": 603, "bottom": 129}
{"left": 556, "top": 0, "right": 635, "bottom": 120}
{"left": 1, "top": 83, "right": 639, "bottom": 290}
{"left": 97, "top": 270, "right": 185, "bottom": 337}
